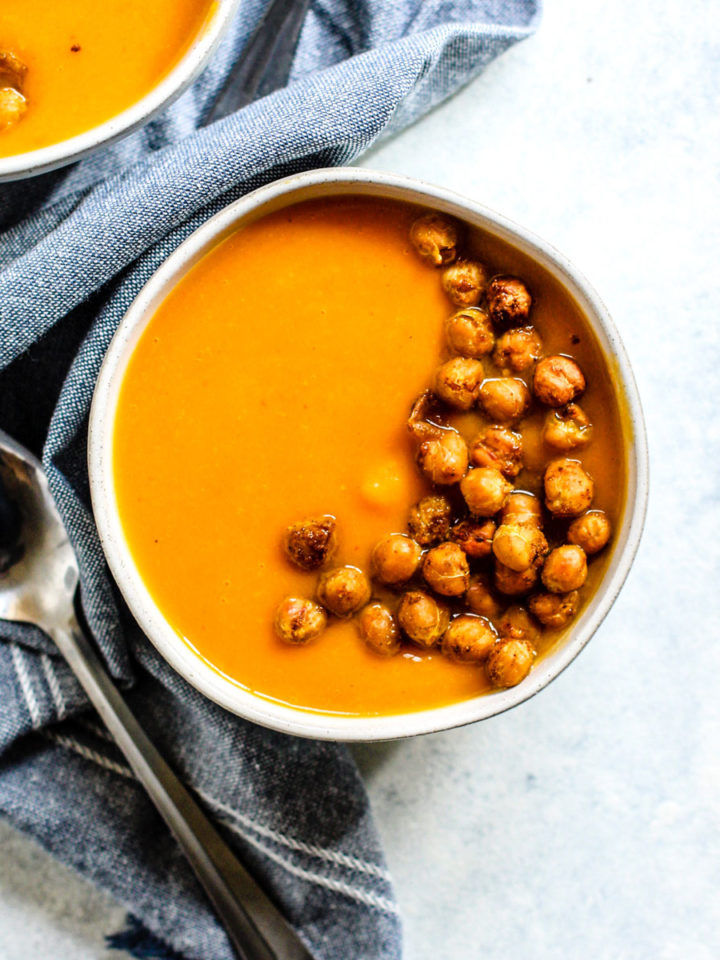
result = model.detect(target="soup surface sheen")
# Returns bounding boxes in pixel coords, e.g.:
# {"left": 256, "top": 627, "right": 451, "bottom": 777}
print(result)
{"left": 114, "top": 197, "right": 625, "bottom": 716}
{"left": 0, "top": 0, "right": 214, "bottom": 157}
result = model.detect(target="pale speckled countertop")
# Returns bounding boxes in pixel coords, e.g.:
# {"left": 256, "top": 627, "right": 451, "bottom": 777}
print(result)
{"left": 1, "top": 0, "right": 719, "bottom": 957}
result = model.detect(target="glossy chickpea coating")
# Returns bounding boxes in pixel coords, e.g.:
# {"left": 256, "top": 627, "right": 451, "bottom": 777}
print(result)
{"left": 492, "top": 523, "right": 548, "bottom": 572}
{"left": 434, "top": 357, "right": 485, "bottom": 411}
{"left": 486, "top": 275, "right": 532, "bottom": 327}
{"left": 500, "top": 491, "right": 543, "bottom": 528}
{"left": 486, "top": 638, "right": 534, "bottom": 688}
{"left": 445, "top": 307, "right": 495, "bottom": 358}
{"left": 493, "top": 327, "right": 543, "bottom": 374}
{"left": 544, "top": 458, "right": 594, "bottom": 517}
{"left": 409, "top": 213, "right": 458, "bottom": 266}
{"left": 469, "top": 425, "right": 523, "bottom": 479}
{"left": 422, "top": 542, "right": 470, "bottom": 597}
{"left": 542, "top": 545, "right": 588, "bottom": 593}
{"left": 494, "top": 560, "right": 538, "bottom": 596}
{"left": 479, "top": 378, "right": 531, "bottom": 423}
{"left": 441, "top": 259, "right": 489, "bottom": 307}
{"left": 460, "top": 467, "right": 512, "bottom": 517}
{"left": 442, "top": 614, "right": 497, "bottom": 664}
{"left": 407, "top": 495, "right": 452, "bottom": 546}
{"left": 317, "top": 565, "right": 371, "bottom": 618}
{"left": 449, "top": 518, "right": 496, "bottom": 559}
{"left": 397, "top": 590, "right": 450, "bottom": 648}
{"left": 283, "top": 515, "right": 337, "bottom": 571}
{"left": 568, "top": 510, "right": 611, "bottom": 555}
{"left": 417, "top": 429, "right": 469, "bottom": 485}
{"left": 529, "top": 590, "right": 579, "bottom": 628}
{"left": 498, "top": 606, "right": 540, "bottom": 645}
{"left": 407, "top": 391, "right": 445, "bottom": 443}
{"left": 533, "top": 355, "right": 585, "bottom": 407}
{"left": 466, "top": 573, "right": 503, "bottom": 619}
{"left": 0, "top": 87, "right": 26, "bottom": 130}
{"left": 274, "top": 597, "right": 327, "bottom": 645}
{"left": 357, "top": 603, "right": 401, "bottom": 656}
{"left": 371, "top": 533, "right": 422, "bottom": 585}
{"left": 543, "top": 403, "right": 593, "bottom": 451}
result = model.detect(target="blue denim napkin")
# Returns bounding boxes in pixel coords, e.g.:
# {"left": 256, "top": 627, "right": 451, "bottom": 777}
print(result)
{"left": 0, "top": 2, "right": 539, "bottom": 957}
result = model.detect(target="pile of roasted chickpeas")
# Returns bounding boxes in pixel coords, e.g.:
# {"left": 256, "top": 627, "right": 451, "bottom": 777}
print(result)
{"left": 274, "top": 212, "right": 612, "bottom": 690}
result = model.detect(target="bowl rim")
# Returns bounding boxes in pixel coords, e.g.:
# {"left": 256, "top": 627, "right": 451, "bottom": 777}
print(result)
{"left": 0, "top": 0, "right": 241, "bottom": 182}
{"left": 88, "top": 167, "right": 649, "bottom": 742}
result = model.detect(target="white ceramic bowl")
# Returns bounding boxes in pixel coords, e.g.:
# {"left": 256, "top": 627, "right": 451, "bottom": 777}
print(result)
{"left": 0, "top": 0, "right": 240, "bottom": 182}
{"left": 88, "top": 168, "right": 649, "bottom": 741}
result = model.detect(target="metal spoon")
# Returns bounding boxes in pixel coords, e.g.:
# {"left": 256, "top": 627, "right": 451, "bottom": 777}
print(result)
{"left": 0, "top": 428, "right": 313, "bottom": 960}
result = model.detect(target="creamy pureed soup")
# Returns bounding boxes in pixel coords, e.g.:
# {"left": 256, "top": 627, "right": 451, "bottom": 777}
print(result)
{"left": 0, "top": 0, "right": 215, "bottom": 157}
{"left": 113, "top": 197, "right": 626, "bottom": 716}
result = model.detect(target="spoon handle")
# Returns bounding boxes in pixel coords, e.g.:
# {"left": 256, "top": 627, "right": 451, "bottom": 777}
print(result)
{"left": 49, "top": 618, "right": 313, "bottom": 960}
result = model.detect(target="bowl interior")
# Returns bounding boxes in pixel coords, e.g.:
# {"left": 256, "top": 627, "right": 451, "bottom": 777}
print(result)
{"left": 88, "top": 169, "right": 648, "bottom": 741}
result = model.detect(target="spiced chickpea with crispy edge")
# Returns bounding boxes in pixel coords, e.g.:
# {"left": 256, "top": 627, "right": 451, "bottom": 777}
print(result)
{"left": 460, "top": 467, "right": 512, "bottom": 517}
{"left": 441, "top": 260, "right": 489, "bottom": 307}
{"left": 445, "top": 307, "right": 495, "bottom": 358}
{"left": 497, "top": 606, "right": 540, "bottom": 645}
{"left": 542, "top": 545, "right": 588, "bottom": 593}
{"left": 449, "top": 518, "right": 496, "bottom": 559}
{"left": 434, "top": 357, "right": 485, "bottom": 411}
{"left": 479, "top": 377, "right": 531, "bottom": 423}
{"left": 568, "top": 510, "right": 611, "bottom": 554}
{"left": 407, "top": 494, "right": 453, "bottom": 545}
{"left": 283, "top": 515, "right": 337, "bottom": 571}
{"left": 493, "top": 327, "right": 543, "bottom": 374}
{"left": 356, "top": 603, "right": 401, "bottom": 656}
{"left": 466, "top": 573, "right": 503, "bottom": 619}
{"left": 397, "top": 590, "right": 450, "bottom": 648}
{"left": 494, "top": 560, "right": 539, "bottom": 596}
{"left": 544, "top": 458, "right": 594, "bottom": 517}
{"left": 529, "top": 591, "right": 579, "bottom": 628}
{"left": 486, "top": 638, "right": 535, "bottom": 688}
{"left": 470, "top": 425, "right": 523, "bottom": 479}
{"left": 417, "top": 429, "right": 469, "bottom": 485}
{"left": 316, "top": 565, "right": 371, "bottom": 618}
{"left": 274, "top": 597, "right": 327, "bottom": 645}
{"left": 543, "top": 403, "right": 593, "bottom": 451}
{"left": 442, "top": 614, "right": 497, "bottom": 664}
{"left": 486, "top": 275, "right": 532, "bottom": 327}
{"left": 533, "top": 355, "right": 585, "bottom": 407}
{"left": 422, "top": 542, "right": 470, "bottom": 597}
{"left": 409, "top": 213, "right": 458, "bottom": 267}
{"left": 371, "top": 533, "right": 422, "bottom": 585}
{"left": 492, "top": 523, "right": 548, "bottom": 573}
{"left": 501, "top": 491, "right": 543, "bottom": 528}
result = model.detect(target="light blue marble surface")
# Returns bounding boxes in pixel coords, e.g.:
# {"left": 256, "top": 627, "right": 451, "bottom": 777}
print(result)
{"left": 1, "top": 0, "right": 719, "bottom": 957}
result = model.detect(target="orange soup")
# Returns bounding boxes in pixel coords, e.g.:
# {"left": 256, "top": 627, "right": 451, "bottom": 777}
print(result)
{"left": 113, "top": 197, "right": 626, "bottom": 716}
{"left": 0, "top": 0, "right": 215, "bottom": 157}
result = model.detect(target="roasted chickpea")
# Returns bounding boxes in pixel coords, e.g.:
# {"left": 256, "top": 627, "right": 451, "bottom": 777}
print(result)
{"left": 371, "top": 533, "right": 422, "bottom": 585}
{"left": 445, "top": 307, "right": 495, "bottom": 358}
{"left": 274, "top": 597, "right": 327, "bottom": 645}
{"left": 543, "top": 403, "right": 593, "bottom": 451}
{"left": 469, "top": 425, "right": 523, "bottom": 479}
{"left": 409, "top": 213, "right": 458, "bottom": 266}
{"left": 544, "top": 458, "right": 594, "bottom": 517}
{"left": 283, "top": 515, "right": 337, "bottom": 571}
{"left": 497, "top": 606, "right": 540, "bottom": 645}
{"left": 422, "top": 542, "right": 470, "bottom": 597}
{"left": 486, "top": 275, "right": 532, "bottom": 327}
{"left": 460, "top": 467, "right": 512, "bottom": 517}
{"left": 449, "top": 518, "right": 496, "bottom": 559}
{"left": 492, "top": 523, "right": 548, "bottom": 572}
{"left": 356, "top": 603, "right": 401, "bottom": 656}
{"left": 494, "top": 560, "right": 538, "bottom": 596}
{"left": 417, "top": 429, "right": 469, "bottom": 485}
{"left": 466, "top": 573, "right": 503, "bottom": 619}
{"left": 407, "top": 494, "right": 453, "bottom": 546}
{"left": 486, "top": 638, "right": 534, "bottom": 688}
{"left": 493, "top": 327, "right": 543, "bottom": 374}
{"left": 533, "top": 355, "right": 585, "bottom": 407}
{"left": 479, "top": 378, "right": 531, "bottom": 423}
{"left": 568, "top": 510, "right": 611, "bottom": 555}
{"left": 442, "top": 614, "right": 497, "bottom": 663}
{"left": 316, "top": 566, "right": 371, "bottom": 618}
{"left": 500, "top": 491, "right": 543, "bottom": 528}
{"left": 441, "top": 259, "right": 489, "bottom": 307}
{"left": 397, "top": 590, "right": 450, "bottom": 648}
{"left": 529, "top": 591, "right": 579, "bottom": 628}
{"left": 0, "top": 87, "right": 26, "bottom": 130}
{"left": 434, "top": 357, "right": 484, "bottom": 411}
{"left": 542, "top": 545, "right": 588, "bottom": 593}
